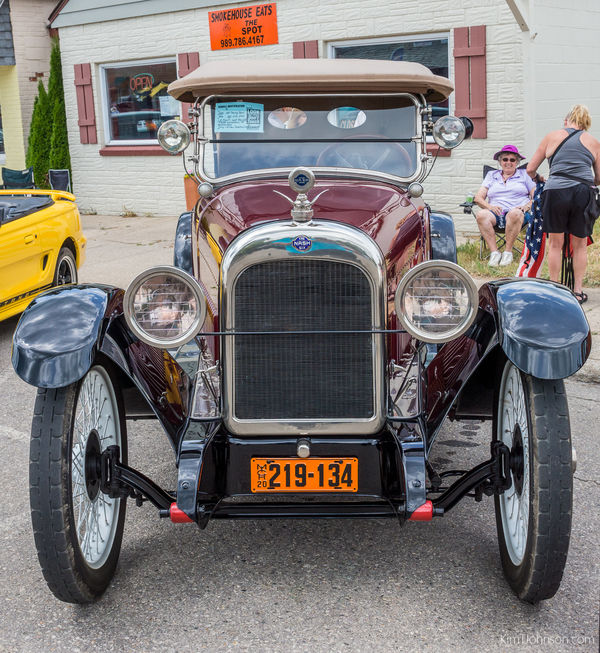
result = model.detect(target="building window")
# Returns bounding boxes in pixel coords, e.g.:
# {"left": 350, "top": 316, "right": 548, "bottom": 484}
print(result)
{"left": 328, "top": 35, "right": 449, "bottom": 118}
{"left": 100, "top": 58, "right": 180, "bottom": 145}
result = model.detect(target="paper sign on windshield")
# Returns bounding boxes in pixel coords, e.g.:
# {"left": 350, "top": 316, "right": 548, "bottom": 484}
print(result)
{"left": 214, "top": 102, "right": 264, "bottom": 133}
{"left": 208, "top": 3, "right": 278, "bottom": 51}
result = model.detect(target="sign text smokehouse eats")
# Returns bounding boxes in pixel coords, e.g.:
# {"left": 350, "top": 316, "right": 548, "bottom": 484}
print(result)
{"left": 208, "top": 3, "right": 278, "bottom": 50}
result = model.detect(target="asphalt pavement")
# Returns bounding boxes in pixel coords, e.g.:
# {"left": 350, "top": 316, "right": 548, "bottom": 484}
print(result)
{"left": 0, "top": 214, "right": 598, "bottom": 653}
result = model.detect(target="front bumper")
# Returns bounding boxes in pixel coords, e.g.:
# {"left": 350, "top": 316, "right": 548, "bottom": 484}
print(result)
{"left": 100, "top": 425, "right": 511, "bottom": 527}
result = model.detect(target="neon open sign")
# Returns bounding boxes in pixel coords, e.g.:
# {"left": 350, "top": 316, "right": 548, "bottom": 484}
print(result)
{"left": 130, "top": 72, "right": 155, "bottom": 92}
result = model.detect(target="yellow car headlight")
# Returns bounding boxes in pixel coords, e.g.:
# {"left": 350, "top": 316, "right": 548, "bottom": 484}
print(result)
{"left": 394, "top": 260, "right": 478, "bottom": 343}
{"left": 124, "top": 266, "right": 206, "bottom": 348}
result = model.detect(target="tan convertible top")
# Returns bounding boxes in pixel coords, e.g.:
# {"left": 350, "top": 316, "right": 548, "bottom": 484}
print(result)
{"left": 168, "top": 59, "right": 454, "bottom": 103}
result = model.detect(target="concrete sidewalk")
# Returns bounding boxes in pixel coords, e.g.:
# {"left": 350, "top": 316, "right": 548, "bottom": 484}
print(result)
{"left": 79, "top": 213, "right": 600, "bottom": 382}
{"left": 576, "top": 287, "right": 600, "bottom": 383}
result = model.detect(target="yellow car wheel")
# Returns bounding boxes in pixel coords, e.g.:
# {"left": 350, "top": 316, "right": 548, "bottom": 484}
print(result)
{"left": 53, "top": 248, "right": 77, "bottom": 286}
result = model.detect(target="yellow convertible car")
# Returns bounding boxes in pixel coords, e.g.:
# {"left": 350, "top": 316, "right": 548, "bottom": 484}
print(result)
{"left": 0, "top": 189, "right": 86, "bottom": 321}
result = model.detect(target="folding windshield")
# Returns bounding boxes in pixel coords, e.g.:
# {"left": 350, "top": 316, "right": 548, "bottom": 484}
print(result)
{"left": 200, "top": 94, "right": 419, "bottom": 180}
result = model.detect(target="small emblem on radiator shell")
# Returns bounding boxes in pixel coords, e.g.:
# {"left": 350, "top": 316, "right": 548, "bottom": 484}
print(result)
{"left": 292, "top": 235, "right": 312, "bottom": 251}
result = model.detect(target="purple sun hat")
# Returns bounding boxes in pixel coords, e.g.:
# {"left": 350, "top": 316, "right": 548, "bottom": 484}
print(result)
{"left": 493, "top": 144, "right": 525, "bottom": 161}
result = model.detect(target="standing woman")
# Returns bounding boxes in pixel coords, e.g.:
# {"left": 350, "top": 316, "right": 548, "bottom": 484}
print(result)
{"left": 527, "top": 105, "right": 600, "bottom": 303}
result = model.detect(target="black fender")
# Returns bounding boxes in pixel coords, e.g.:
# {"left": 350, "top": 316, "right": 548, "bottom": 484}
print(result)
{"left": 174, "top": 210, "right": 194, "bottom": 275}
{"left": 429, "top": 210, "right": 457, "bottom": 263}
{"left": 425, "top": 278, "right": 590, "bottom": 441}
{"left": 12, "top": 284, "right": 115, "bottom": 388}
{"left": 494, "top": 278, "right": 591, "bottom": 379}
{"left": 12, "top": 284, "right": 192, "bottom": 449}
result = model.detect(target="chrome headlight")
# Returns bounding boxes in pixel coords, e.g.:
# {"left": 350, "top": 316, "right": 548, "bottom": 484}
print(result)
{"left": 124, "top": 266, "right": 206, "bottom": 348}
{"left": 394, "top": 261, "right": 478, "bottom": 343}
{"left": 157, "top": 119, "right": 191, "bottom": 154}
{"left": 432, "top": 115, "right": 467, "bottom": 149}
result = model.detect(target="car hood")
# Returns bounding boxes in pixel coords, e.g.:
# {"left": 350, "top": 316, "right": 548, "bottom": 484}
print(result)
{"left": 197, "top": 178, "right": 425, "bottom": 260}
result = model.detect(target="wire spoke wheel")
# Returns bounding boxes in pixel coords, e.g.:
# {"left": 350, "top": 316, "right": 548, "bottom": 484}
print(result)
{"left": 29, "top": 363, "right": 127, "bottom": 603}
{"left": 493, "top": 360, "right": 573, "bottom": 603}
{"left": 71, "top": 369, "right": 121, "bottom": 568}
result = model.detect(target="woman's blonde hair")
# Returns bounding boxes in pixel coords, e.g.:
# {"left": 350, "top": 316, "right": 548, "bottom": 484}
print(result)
{"left": 565, "top": 104, "right": 591, "bottom": 130}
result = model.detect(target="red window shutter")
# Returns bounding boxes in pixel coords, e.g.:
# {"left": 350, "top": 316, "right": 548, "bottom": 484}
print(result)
{"left": 74, "top": 63, "right": 97, "bottom": 144}
{"left": 292, "top": 40, "right": 318, "bottom": 58}
{"left": 178, "top": 52, "right": 200, "bottom": 124}
{"left": 453, "top": 25, "right": 487, "bottom": 139}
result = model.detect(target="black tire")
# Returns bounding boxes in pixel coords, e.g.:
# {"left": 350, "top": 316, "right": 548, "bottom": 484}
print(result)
{"left": 53, "top": 247, "right": 77, "bottom": 286}
{"left": 493, "top": 360, "right": 572, "bottom": 603}
{"left": 29, "top": 363, "right": 127, "bottom": 603}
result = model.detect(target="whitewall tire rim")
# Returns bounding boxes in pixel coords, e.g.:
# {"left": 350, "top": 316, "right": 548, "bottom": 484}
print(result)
{"left": 498, "top": 363, "right": 530, "bottom": 566}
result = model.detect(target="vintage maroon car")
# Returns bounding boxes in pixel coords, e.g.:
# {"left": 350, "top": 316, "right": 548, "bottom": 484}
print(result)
{"left": 12, "top": 59, "right": 591, "bottom": 604}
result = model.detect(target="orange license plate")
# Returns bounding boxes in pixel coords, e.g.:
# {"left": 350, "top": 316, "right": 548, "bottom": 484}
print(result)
{"left": 251, "top": 458, "right": 358, "bottom": 493}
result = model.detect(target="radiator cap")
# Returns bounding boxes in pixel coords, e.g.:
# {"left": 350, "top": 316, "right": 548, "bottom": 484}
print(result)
{"left": 289, "top": 167, "right": 315, "bottom": 193}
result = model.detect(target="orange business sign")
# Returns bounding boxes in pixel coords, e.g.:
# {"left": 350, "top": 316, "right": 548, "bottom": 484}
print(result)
{"left": 209, "top": 3, "right": 278, "bottom": 51}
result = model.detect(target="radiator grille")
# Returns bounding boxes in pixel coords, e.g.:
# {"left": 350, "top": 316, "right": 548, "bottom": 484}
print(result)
{"left": 233, "top": 260, "right": 374, "bottom": 420}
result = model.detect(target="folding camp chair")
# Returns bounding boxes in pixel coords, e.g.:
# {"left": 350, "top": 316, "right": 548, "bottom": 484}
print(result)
{"left": 460, "top": 164, "right": 530, "bottom": 259}
{"left": 48, "top": 169, "right": 72, "bottom": 193}
{"left": 1, "top": 166, "right": 35, "bottom": 189}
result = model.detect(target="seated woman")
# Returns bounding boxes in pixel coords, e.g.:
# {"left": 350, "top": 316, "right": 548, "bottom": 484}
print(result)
{"left": 473, "top": 145, "right": 535, "bottom": 266}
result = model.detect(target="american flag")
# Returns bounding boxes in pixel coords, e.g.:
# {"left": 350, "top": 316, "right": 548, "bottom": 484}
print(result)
{"left": 516, "top": 181, "right": 546, "bottom": 278}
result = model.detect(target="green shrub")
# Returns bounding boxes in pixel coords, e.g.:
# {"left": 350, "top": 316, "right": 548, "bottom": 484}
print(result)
{"left": 26, "top": 38, "right": 71, "bottom": 188}
{"left": 25, "top": 95, "right": 38, "bottom": 170}
{"left": 26, "top": 80, "right": 52, "bottom": 187}
{"left": 49, "top": 95, "right": 71, "bottom": 173}
{"left": 48, "top": 39, "right": 71, "bottom": 176}
{"left": 47, "top": 38, "right": 63, "bottom": 104}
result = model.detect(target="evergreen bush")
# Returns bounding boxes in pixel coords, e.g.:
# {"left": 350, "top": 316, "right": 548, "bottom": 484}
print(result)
{"left": 49, "top": 96, "right": 71, "bottom": 173}
{"left": 48, "top": 39, "right": 71, "bottom": 175}
{"left": 26, "top": 39, "right": 71, "bottom": 188}
{"left": 25, "top": 95, "right": 39, "bottom": 170}
{"left": 26, "top": 80, "right": 52, "bottom": 188}
{"left": 47, "top": 38, "right": 63, "bottom": 104}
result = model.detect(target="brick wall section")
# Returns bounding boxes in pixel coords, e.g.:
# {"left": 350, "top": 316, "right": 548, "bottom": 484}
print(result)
{"left": 9, "top": 0, "right": 56, "bottom": 153}
{"left": 55, "top": 0, "right": 595, "bottom": 231}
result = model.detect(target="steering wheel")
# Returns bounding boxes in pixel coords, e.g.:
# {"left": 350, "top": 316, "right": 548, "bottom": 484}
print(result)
{"left": 316, "top": 136, "right": 414, "bottom": 176}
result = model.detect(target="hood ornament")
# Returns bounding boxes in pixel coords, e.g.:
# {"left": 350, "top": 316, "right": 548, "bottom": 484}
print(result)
{"left": 273, "top": 167, "right": 328, "bottom": 223}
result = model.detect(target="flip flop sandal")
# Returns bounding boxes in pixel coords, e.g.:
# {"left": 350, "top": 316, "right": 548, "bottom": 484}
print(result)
{"left": 574, "top": 291, "right": 588, "bottom": 304}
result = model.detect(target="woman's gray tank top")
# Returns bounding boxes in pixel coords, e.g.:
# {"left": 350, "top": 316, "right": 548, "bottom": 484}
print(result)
{"left": 545, "top": 128, "right": 595, "bottom": 190}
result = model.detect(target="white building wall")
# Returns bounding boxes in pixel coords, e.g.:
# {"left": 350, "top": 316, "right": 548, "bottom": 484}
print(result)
{"left": 57, "top": 0, "right": 553, "bottom": 229}
{"left": 524, "top": 0, "right": 600, "bottom": 178}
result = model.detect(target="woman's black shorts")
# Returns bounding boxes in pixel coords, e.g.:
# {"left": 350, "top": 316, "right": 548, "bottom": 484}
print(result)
{"left": 542, "top": 184, "right": 593, "bottom": 238}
